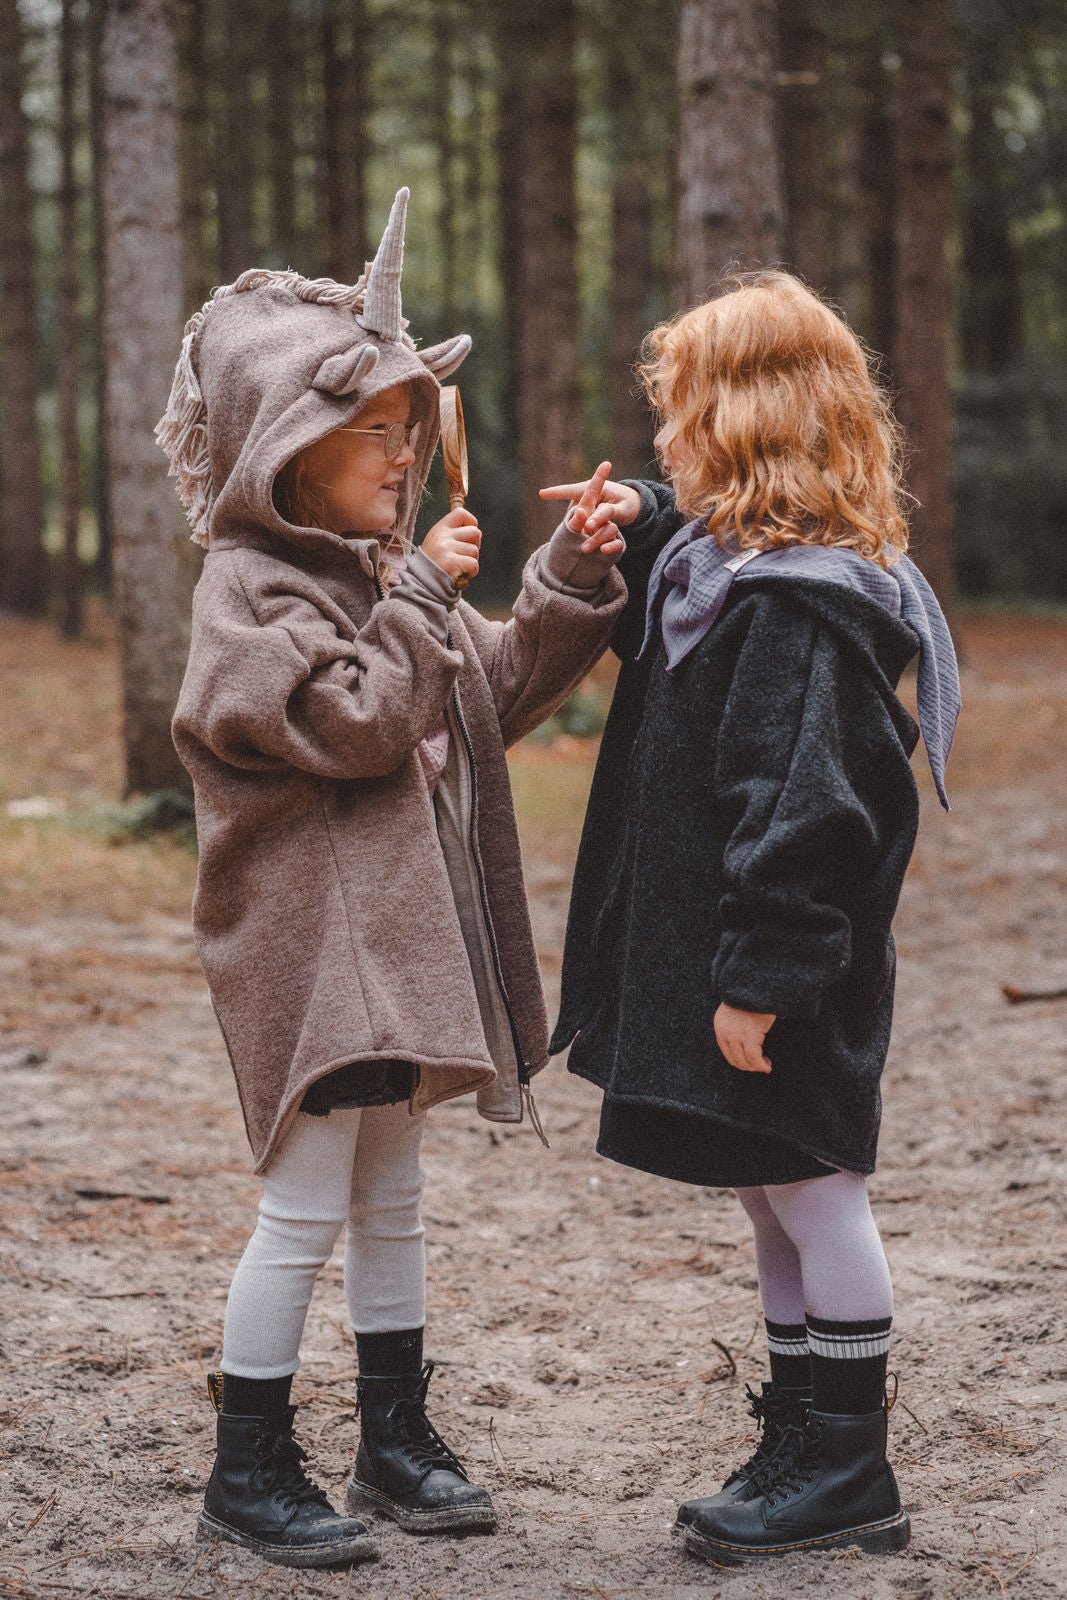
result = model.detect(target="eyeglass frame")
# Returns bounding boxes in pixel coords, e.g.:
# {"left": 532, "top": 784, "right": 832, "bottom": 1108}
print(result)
{"left": 336, "top": 422, "right": 419, "bottom": 462}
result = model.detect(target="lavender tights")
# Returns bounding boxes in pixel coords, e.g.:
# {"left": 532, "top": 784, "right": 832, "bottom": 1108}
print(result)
{"left": 735, "top": 1171, "right": 893, "bottom": 1325}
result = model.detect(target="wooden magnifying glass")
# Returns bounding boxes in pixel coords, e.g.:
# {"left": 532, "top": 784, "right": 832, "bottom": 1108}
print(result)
{"left": 439, "top": 385, "right": 471, "bottom": 590}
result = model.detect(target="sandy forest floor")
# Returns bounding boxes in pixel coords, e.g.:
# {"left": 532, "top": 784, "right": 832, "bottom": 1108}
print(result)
{"left": 1, "top": 608, "right": 1065, "bottom": 1600}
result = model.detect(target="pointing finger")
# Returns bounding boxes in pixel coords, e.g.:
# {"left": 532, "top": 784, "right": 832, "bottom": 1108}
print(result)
{"left": 539, "top": 481, "right": 592, "bottom": 501}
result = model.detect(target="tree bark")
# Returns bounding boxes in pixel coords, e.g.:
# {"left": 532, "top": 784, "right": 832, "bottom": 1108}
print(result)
{"left": 959, "top": 30, "right": 1023, "bottom": 374}
{"left": 215, "top": 0, "right": 255, "bottom": 279}
{"left": 512, "top": 0, "right": 583, "bottom": 551}
{"left": 433, "top": 0, "right": 459, "bottom": 324}
{"left": 321, "top": 0, "right": 367, "bottom": 283}
{"left": 101, "top": 0, "right": 197, "bottom": 794}
{"left": 830, "top": 31, "right": 896, "bottom": 359}
{"left": 893, "top": 0, "right": 954, "bottom": 612}
{"left": 59, "top": 0, "right": 84, "bottom": 639}
{"left": 175, "top": 0, "right": 212, "bottom": 309}
{"left": 266, "top": 0, "right": 298, "bottom": 270}
{"left": 0, "top": 0, "right": 48, "bottom": 615}
{"left": 88, "top": 0, "right": 112, "bottom": 592}
{"left": 607, "top": 37, "right": 655, "bottom": 479}
{"left": 674, "top": 0, "right": 782, "bottom": 305}
{"left": 494, "top": 13, "right": 522, "bottom": 455}
{"left": 777, "top": 0, "right": 827, "bottom": 289}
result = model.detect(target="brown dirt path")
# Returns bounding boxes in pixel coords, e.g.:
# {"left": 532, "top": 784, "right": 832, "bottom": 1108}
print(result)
{"left": 1, "top": 611, "right": 1065, "bottom": 1599}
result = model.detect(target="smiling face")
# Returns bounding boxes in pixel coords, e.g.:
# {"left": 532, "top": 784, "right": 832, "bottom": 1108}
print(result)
{"left": 290, "top": 383, "right": 419, "bottom": 534}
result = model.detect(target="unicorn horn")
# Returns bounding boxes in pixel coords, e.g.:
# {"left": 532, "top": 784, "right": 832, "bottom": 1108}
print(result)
{"left": 358, "top": 187, "right": 408, "bottom": 341}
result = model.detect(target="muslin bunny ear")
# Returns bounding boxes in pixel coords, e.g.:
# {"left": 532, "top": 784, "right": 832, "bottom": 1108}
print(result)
{"left": 418, "top": 333, "right": 472, "bottom": 381}
{"left": 357, "top": 187, "right": 408, "bottom": 341}
{"left": 313, "top": 343, "right": 380, "bottom": 396}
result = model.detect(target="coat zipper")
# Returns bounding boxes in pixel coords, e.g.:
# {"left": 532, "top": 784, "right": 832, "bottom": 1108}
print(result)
{"left": 446, "top": 627, "right": 548, "bottom": 1145}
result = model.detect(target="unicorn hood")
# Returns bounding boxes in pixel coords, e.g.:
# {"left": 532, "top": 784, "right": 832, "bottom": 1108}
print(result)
{"left": 155, "top": 187, "right": 470, "bottom": 558}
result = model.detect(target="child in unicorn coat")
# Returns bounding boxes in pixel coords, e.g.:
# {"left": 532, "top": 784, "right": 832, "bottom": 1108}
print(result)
{"left": 157, "top": 189, "right": 625, "bottom": 1568}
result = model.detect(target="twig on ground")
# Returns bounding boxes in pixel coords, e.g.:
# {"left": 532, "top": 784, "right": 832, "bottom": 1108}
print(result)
{"left": 1001, "top": 982, "right": 1067, "bottom": 1004}
{"left": 20, "top": 1488, "right": 58, "bottom": 1537}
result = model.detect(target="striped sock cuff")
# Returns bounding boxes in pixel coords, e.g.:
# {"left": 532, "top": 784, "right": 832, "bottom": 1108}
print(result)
{"left": 807, "top": 1314, "right": 892, "bottom": 1362}
{"left": 765, "top": 1319, "right": 810, "bottom": 1359}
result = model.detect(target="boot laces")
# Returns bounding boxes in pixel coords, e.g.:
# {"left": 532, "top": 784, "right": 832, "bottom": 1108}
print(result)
{"left": 754, "top": 1418, "right": 822, "bottom": 1507}
{"left": 729, "top": 1385, "right": 773, "bottom": 1481}
{"left": 388, "top": 1362, "right": 465, "bottom": 1477}
{"left": 729, "top": 1385, "right": 799, "bottom": 1485}
{"left": 254, "top": 1410, "right": 330, "bottom": 1511}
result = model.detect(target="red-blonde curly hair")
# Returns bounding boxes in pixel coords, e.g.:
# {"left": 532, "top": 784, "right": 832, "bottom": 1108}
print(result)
{"left": 638, "top": 271, "right": 909, "bottom": 566}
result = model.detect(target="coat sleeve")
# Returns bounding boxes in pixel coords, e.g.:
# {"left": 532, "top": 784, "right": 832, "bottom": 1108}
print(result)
{"left": 710, "top": 593, "right": 887, "bottom": 1017}
{"left": 611, "top": 479, "right": 687, "bottom": 660}
{"left": 456, "top": 541, "right": 626, "bottom": 748}
{"left": 174, "top": 570, "right": 464, "bottom": 780}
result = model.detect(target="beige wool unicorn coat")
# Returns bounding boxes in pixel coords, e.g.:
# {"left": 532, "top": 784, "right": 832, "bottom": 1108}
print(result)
{"left": 162, "top": 192, "right": 624, "bottom": 1174}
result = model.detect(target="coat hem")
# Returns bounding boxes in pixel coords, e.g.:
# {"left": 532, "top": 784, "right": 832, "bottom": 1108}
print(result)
{"left": 564, "top": 1057, "right": 875, "bottom": 1179}
{"left": 255, "top": 1047, "right": 497, "bottom": 1174}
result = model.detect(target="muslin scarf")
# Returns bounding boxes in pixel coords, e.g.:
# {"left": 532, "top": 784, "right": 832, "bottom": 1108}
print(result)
{"left": 638, "top": 519, "right": 960, "bottom": 810}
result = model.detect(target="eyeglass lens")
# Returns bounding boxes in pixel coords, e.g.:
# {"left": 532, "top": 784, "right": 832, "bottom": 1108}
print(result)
{"left": 383, "top": 422, "right": 416, "bottom": 461}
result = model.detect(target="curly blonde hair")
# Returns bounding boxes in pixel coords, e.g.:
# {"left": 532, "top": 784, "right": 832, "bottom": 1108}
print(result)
{"left": 638, "top": 271, "right": 909, "bottom": 566}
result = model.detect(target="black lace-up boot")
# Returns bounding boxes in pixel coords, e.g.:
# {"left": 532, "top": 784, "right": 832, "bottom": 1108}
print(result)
{"left": 346, "top": 1361, "right": 496, "bottom": 1534}
{"left": 197, "top": 1378, "right": 378, "bottom": 1568}
{"left": 681, "top": 1404, "right": 910, "bottom": 1564}
{"left": 676, "top": 1381, "right": 812, "bottom": 1529}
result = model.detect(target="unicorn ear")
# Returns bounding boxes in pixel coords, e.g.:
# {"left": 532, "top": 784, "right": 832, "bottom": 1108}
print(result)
{"left": 313, "top": 343, "right": 380, "bottom": 396}
{"left": 357, "top": 188, "right": 408, "bottom": 341}
{"left": 418, "top": 333, "right": 472, "bottom": 381}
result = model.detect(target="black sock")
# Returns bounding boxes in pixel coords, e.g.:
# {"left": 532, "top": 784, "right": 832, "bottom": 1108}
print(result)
{"left": 356, "top": 1326, "right": 424, "bottom": 1376}
{"left": 807, "top": 1314, "right": 891, "bottom": 1414}
{"left": 222, "top": 1371, "right": 294, "bottom": 1416}
{"left": 765, "top": 1319, "right": 812, "bottom": 1390}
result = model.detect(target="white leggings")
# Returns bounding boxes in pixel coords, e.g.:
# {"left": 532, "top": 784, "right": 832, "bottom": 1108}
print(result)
{"left": 221, "top": 1104, "right": 427, "bottom": 1380}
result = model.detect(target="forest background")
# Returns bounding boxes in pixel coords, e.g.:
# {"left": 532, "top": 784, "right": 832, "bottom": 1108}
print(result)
{"left": 3, "top": 6, "right": 1067, "bottom": 1596}
{"left": 1, "top": 0, "right": 1065, "bottom": 793}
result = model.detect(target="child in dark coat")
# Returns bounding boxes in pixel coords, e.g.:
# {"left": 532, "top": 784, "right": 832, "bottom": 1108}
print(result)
{"left": 542, "top": 271, "right": 960, "bottom": 1566}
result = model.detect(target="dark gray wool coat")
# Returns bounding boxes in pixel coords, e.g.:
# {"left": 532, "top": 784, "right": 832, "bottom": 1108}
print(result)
{"left": 549, "top": 482, "right": 924, "bottom": 1179}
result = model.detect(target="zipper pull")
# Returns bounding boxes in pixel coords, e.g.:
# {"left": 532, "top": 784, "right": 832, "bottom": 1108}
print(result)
{"left": 522, "top": 1082, "right": 551, "bottom": 1149}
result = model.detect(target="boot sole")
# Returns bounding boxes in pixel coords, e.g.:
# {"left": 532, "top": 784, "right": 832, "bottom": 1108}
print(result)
{"left": 681, "top": 1509, "right": 911, "bottom": 1565}
{"left": 346, "top": 1476, "right": 497, "bottom": 1535}
{"left": 197, "top": 1511, "right": 379, "bottom": 1568}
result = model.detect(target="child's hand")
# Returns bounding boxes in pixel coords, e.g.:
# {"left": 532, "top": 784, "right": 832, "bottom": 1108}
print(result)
{"left": 420, "top": 508, "right": 481, "bottom": 586}
{"left": 714, "top": 1002, "right": 776, "bottom": 1074}
{"left": 539, "top": 461, "right": 640, "bottom": 552}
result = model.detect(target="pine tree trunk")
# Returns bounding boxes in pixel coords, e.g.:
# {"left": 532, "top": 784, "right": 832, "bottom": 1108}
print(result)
{"left": 59, "top": 0, "right": 84, "bottom": 639}
{"left": 513, "top": 0, "right": 583, "bottom": 552}
{"left": 494, "top": 19, "right": 522, "bottom": 454}
{"left": 175, "top": 0, "right": 211, "bottom": 309}
{"left": 777, "top": 0, "right": 827, "bottom": 289}
{"left": 88, "top": 0, "right": 112, "bottom": 592}
{"left": 675, "top": 0, "right": 782, "bottom": 304}
{"left": 608, "top": 41, "right": 655, "bottom": 479}
{"left": 267, "top": 0, "right": 297, "bottom": 270}
{"left": 433, "top": 2, "right": 459, "bottom": 324}
{"left": 101, "top": 0, "right": 196, "bottom": 794}
{"left": 959, "top": 32, "right": 1022, "bottom": 373}
{"left": 830, "top": 35, "right": 895, "bottom": 358}
{"left": 321, "top": 0, "right": 367, "bottom": 283}
{"left": 215, "top": 0, "right": 254, "bottom": 279}
{"left": 893, "top": 0, "right": 954, "bottom": 612}
{"left": 0, "top": 0, "right": 48, "bottom": 615}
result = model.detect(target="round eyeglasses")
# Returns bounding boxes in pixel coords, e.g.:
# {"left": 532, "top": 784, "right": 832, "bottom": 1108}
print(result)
{"left": 338, "top": 422, "right": 418, "bottom": 462}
